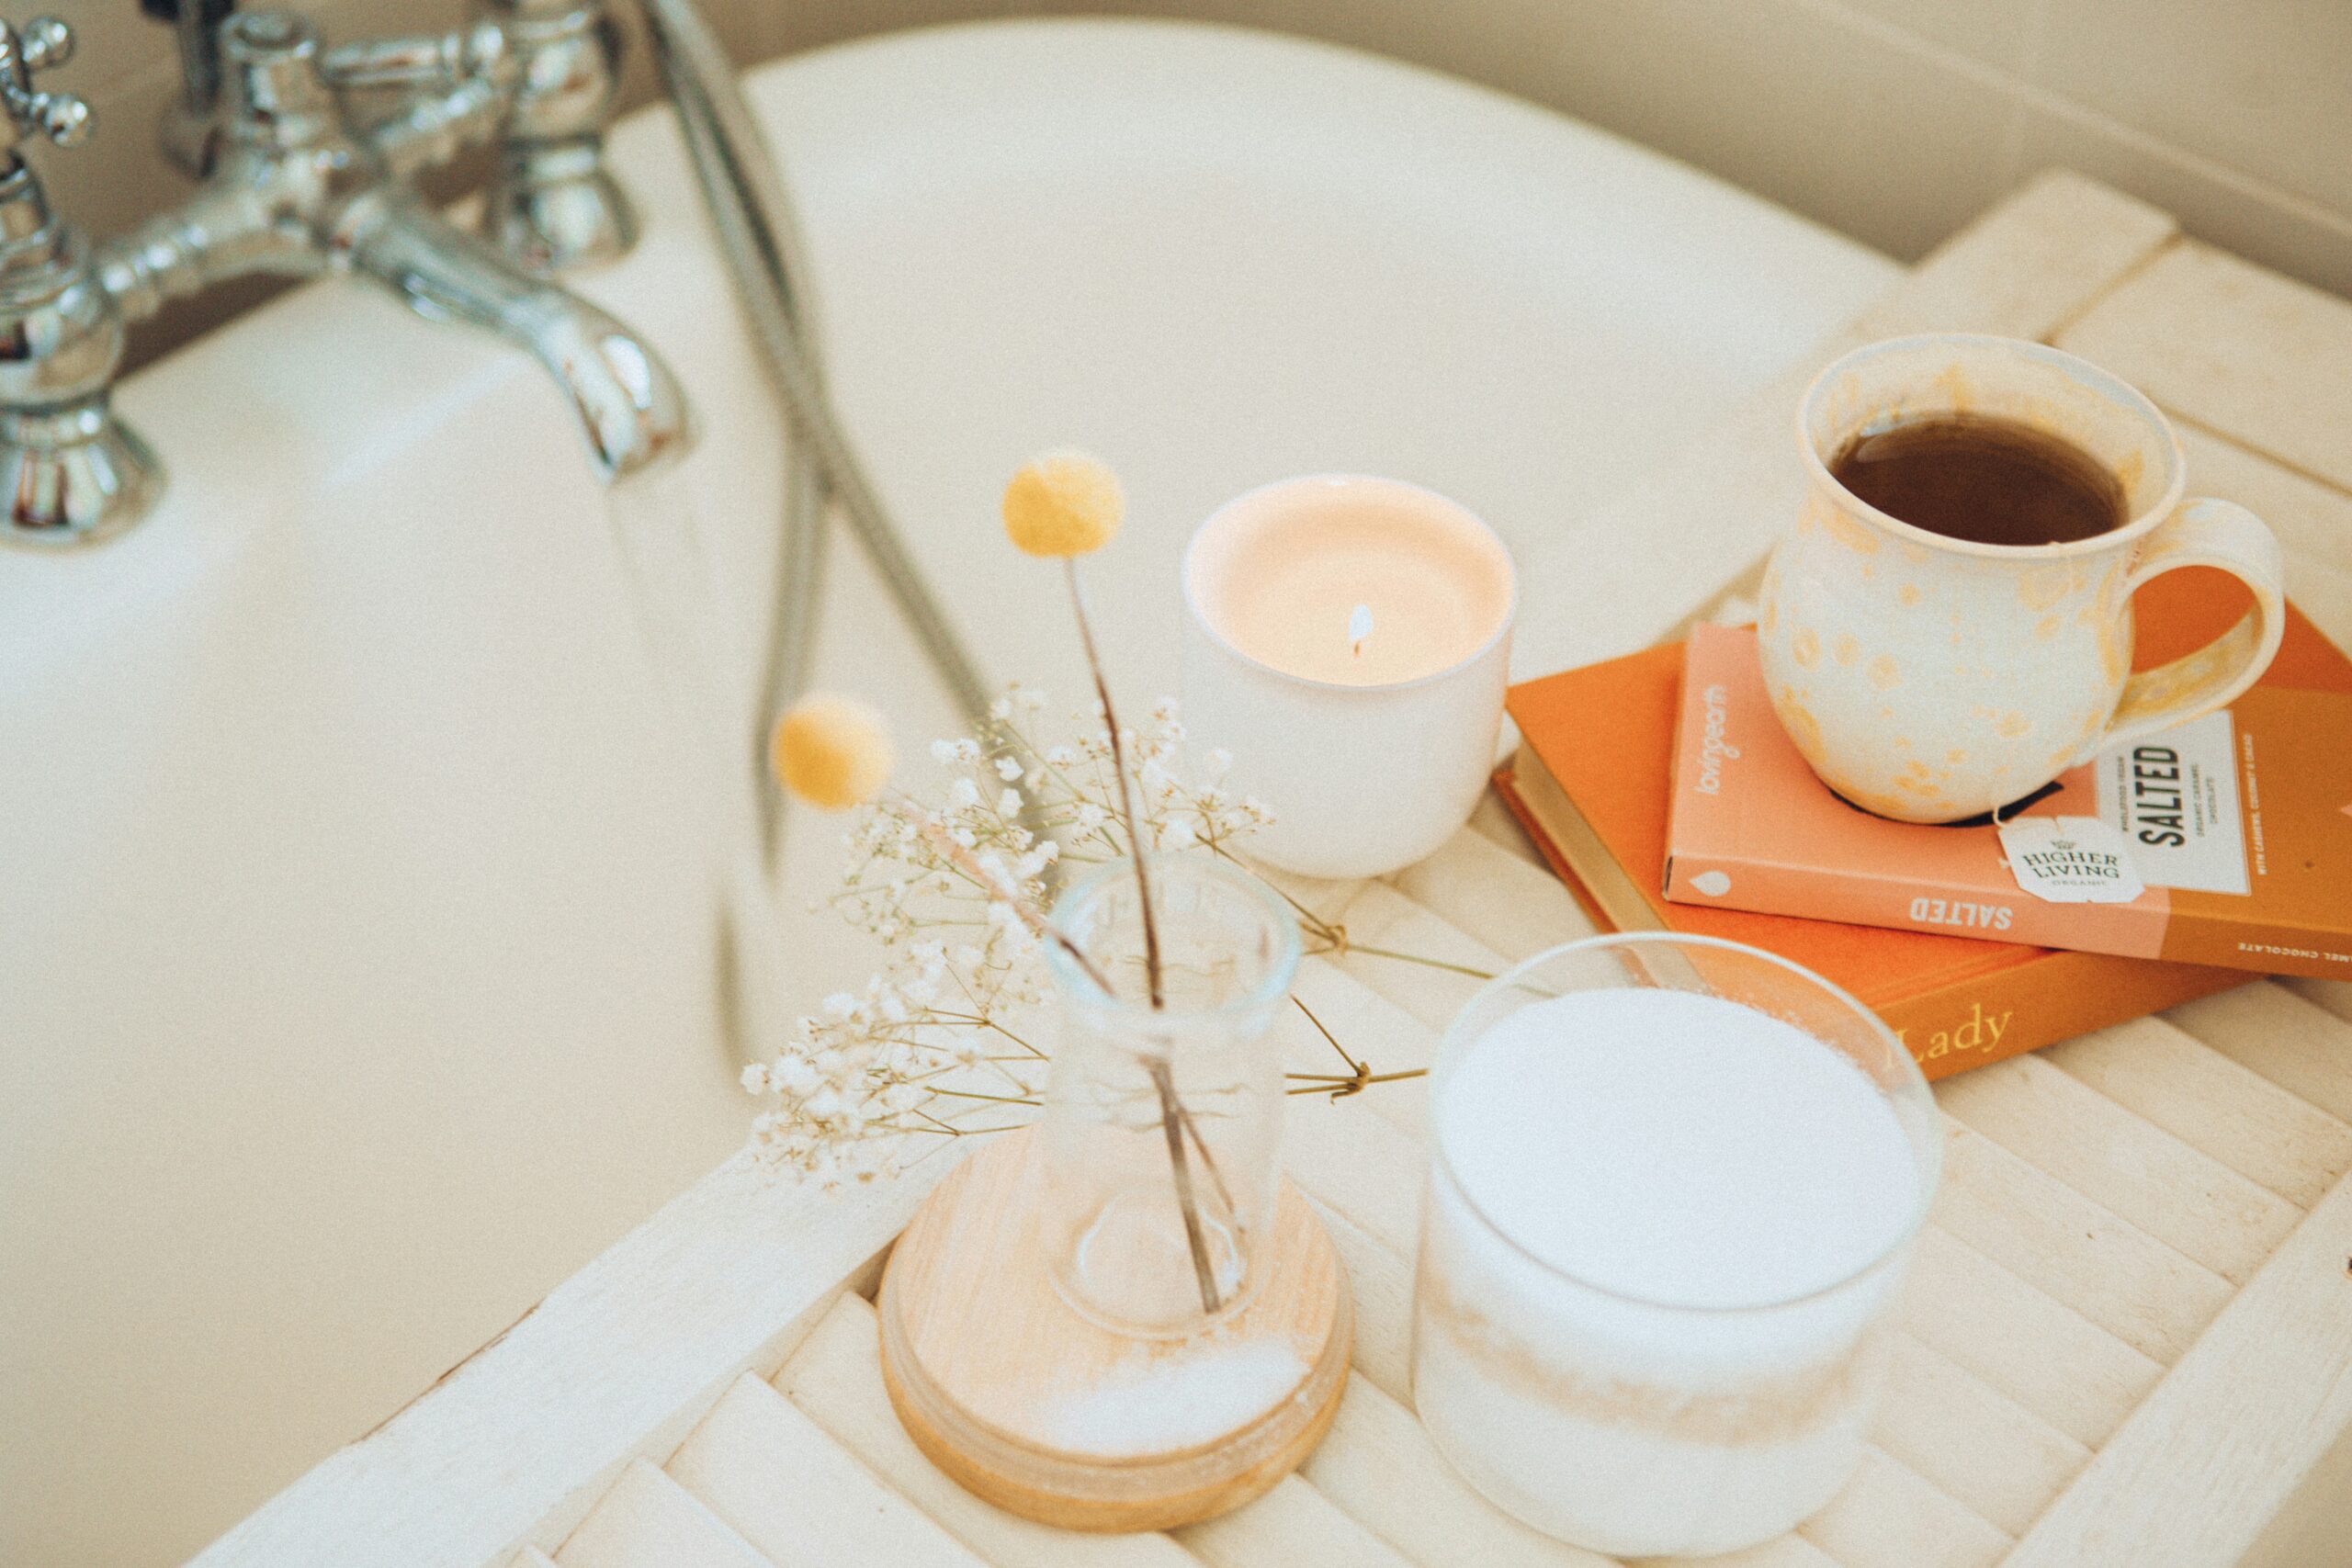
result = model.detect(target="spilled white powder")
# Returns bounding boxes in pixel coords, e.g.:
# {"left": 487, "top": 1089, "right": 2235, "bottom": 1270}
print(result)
{"left": 1043, "top": 1337, "right": 1309, "bottom": 1460}
{"left": 1415, "top": 987, "right": 1924, "bottom": 1558}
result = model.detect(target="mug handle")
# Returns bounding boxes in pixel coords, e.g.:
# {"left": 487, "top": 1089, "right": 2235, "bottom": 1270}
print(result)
{"left": 2097, "top": 497, "right": 2287, "bottom": 752}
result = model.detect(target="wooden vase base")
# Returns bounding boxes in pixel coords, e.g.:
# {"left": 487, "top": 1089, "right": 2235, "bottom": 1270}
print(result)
{"left": 877, "top": 1127, "right": 1351, "bottom": 1533}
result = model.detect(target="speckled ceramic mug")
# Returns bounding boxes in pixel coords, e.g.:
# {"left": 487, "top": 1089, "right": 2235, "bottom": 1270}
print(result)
{"left": 1758, "top": 334, "right": 2285, "bottom": 824}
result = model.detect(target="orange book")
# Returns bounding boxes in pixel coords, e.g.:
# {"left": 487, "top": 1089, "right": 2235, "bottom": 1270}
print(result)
{"left": 1666, "top": 612, "right": 2352, "bottom": 978}
{"left": 1498, "top": 596, "right": 2257, "bottom": 1077}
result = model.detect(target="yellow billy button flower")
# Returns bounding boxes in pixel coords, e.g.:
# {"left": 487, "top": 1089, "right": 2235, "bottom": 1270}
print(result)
{"left": 771, "top": 694, "right": 894, "bottom": 810}
{"left": 1001, "top": 450, "right": 1124, "bottom": 558}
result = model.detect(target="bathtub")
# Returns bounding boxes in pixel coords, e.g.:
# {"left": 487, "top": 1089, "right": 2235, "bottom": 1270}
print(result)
{"left": 0, "top": 20, "right": 1894, "bottom": 1565}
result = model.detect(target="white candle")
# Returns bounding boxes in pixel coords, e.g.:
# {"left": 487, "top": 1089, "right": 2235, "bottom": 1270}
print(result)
{"left": 1412, "top": 943, "right": 1938, "bottom": 1559}
{"left": 1181, "top": 475, "right": 1515, "bottom": 878}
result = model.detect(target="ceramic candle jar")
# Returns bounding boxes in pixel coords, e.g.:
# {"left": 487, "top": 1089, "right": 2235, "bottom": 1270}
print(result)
{"left": 1182, "top": 475, "right": 1516, "bottom": 880}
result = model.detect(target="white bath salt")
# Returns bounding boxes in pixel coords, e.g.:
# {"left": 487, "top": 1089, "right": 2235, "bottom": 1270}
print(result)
{"left": 1043, "top": 1337, "right": 1309, "bottom": 1460}
{"left": 1414, "top": 986, "right": 1925, "bottom": 1558}
{"left": 1442, "top": 987, "right": 1920, "bottom": 1307}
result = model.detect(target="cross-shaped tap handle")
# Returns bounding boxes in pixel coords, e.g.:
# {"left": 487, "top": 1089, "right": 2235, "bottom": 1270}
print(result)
{"left": 0, "top": 17, "right": 90, "bottom": 152}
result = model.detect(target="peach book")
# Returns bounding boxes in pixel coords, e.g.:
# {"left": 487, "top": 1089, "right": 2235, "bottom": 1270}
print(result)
{"left": 1499, "top": 649, "right": 2242, "bottom": 1083}
{"left": 1667, "top": 609, "right": 2352, "bottom": 980}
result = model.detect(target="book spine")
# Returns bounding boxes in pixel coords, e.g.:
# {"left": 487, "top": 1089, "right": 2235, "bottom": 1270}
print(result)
{"left": 2160, "top": 916, "right": 2352, "bottom": 981}
{"left": 1509, "top": 773, "right": 2251, "bottom": 1081}
{"left": 1882, "top": 949, "right": 2246, "bottom": 1080}
{"left": 1663, "top": 852, "right": 2352, "bottom": 982}
{"left": 1494, "top": 770, "right": 1662, "bottom": 936}
{"left": 1661, "top": 853, "right": 2167, "bottom": 963}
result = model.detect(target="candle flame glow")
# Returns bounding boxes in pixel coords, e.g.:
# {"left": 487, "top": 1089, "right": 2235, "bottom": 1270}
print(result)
{"left": 1349, "top": 603, "right": 1374, "bottom": 658}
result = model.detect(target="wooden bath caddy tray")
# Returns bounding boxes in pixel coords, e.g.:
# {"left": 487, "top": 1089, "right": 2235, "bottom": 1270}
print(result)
{"left": 195, "top": 174, "right": 2352, "bottom": 1568}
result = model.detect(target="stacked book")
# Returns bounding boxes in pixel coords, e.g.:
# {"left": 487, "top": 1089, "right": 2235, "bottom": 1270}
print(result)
{"left": 1498, "top": 572, "right": 2352, "bottom": 1079}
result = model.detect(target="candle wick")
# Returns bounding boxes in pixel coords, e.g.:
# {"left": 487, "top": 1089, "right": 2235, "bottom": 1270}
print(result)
{"left": 1349, "top": 602, "right": 1374, "bottom": 660}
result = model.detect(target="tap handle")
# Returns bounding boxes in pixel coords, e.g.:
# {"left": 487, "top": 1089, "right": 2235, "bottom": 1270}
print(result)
{"left": 0, "top": 17, "right": 90, "bottom": 152}
{"left": 317, "top": 22, "right": 508, "bottom": 95}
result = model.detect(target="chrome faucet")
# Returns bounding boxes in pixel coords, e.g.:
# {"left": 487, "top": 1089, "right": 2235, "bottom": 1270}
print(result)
{"left": 0, "top": 6, "right": 686, "bottom": 548}
{"left": 155, "top": 0, "right": 640, "bottom": 273}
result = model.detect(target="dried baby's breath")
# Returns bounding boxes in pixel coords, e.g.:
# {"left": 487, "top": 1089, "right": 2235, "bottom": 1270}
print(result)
{"left": 742, "top": 686, "right": 1496, "bottom": 1189}
{"left": 746, "top": 689, "right": 1491, "bottom": 1186}
{"left": 745, "top": 691, "right": 1273, "bottom": 1184}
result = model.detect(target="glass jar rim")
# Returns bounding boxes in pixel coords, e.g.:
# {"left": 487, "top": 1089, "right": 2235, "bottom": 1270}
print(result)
{"left": 1431, "top": 931, "right": 1943, "bottom": 1315}
{"left": 1045, "top": 854, "right": 1303, "bottom": 1020}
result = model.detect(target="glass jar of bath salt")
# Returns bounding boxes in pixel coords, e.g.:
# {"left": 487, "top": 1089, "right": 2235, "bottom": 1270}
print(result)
{"left": 1041, "top": 855, "right": 1301, "bottom": 1337}
{"left": 1412, "top": 933, "right": 1941, "bottom": 1558}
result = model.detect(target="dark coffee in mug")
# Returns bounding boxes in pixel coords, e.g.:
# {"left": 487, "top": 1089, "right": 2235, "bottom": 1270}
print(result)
{"left": 1828, "top": 414, "right": 2126, "bottom": 547}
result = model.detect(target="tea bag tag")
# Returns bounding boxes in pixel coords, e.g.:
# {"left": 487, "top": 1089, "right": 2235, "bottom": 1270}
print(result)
{"left": 1997, "top": 815, "right": 2146, "bottom": 904}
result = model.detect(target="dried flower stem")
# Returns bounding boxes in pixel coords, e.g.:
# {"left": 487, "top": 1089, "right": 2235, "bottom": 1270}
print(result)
{"left": 1065, "top": 560, "right": 1167, "bottom": 1008}
{"left": 749, "top": 682, "right": 1456, "bottom": 1194}
{"left": 885, "top": 795, "right": 1229, "bottom": 1254}
{"left": 898, "top": 803, "right": 1115, "bottom": 992}
{"left": 1341, "top": 945, "right": 1500, "bottom": 980}
{"left": 1208, "top": 842, "right": 1499, "bottom": 983}
{"left": 1283, "top": 995, "right": 1430, "bottom": 1099}
{"left": 1064, "top": 557, "right": 1219, "bottom": 1315}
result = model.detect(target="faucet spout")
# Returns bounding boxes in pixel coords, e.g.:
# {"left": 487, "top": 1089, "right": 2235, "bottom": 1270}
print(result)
{"left": 0, "top": 6, "right": 688, "bottom": 543}
{"left": 343, "top": 196, "right": 690, "bottom": 479}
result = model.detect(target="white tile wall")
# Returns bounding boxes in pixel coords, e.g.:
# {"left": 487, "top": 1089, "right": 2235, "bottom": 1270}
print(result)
{"left": 28, "top": 0, "right": 2351, "bottom": 364}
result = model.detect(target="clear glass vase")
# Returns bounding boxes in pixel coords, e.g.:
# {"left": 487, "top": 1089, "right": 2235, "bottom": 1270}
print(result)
{"left": 1040, "top": 854, "right": 1301, "bottom": 1337}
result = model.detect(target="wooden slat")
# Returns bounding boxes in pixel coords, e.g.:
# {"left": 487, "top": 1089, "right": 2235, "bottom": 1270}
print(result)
{"left": 1935, "top": 1052, "right": 2301, "bottom": 1283}
{"left": 667, "top": 1376, "right": 988, "bottom": 1568}
{"left": 1869, "top": 1337, "right": 2087, "bottom": 1538}
{"left": 2173, "top": 427, "right": 2352, "bottom": 649}
{"left": 2042, "top": 1017, "right": 2352, "bottom": 1208}
{"left": 2166, "top": 981, "right": 2352, "bottom": 1127}
{"left": 1931, "top": 1123, "right": 2231, "bottom": 1364}
{"left": 1250, "top": 863, "right": 1364, "bottom": 932}
{"left": 2058, "top": 243, "right": 2352, "bottom": 494}
{"left": 1900, "top": 1227, "right": 2162, "bottom": 1450}
{"left": 2237, "top": 1428, "right": 2352, "bottom": 1568}
{"left": 1175, "top": 1475, "right": 1418, "bottom": 1568}
{"left": 1310, "top": 1198, "right": 1413, "bottom": 1404}
{"left": 1840, "top": 172, "right": 2177, "bottom": 346}
{"left": 1633, "top": 1539, "right": 1844, "bottom": 1568}
{"left": 1797, "top": 1448, "right": 2010, "bottom": 1568}
{"left": 1467, "top": 791, "right": 1544, "bottom": 867}
{"left": 1279, "top": 1010, "right": 1419, "bottom": 1393}
{"left": 2284, "top": 976, "right": 2352, "bottom": 1032}
{"left": 1280, "top": 1051, "right": 1426, "bottom": 1258}
{"left": 1860, "top": 1444, "right": 2050, "bottom": 1557}
{"left": 188, "top": 1145, "right": 932, "bottom": 1568}
{"left": 772, "top": 1295, "right": 1204, "bottom": 1568}
{"left": 1303, "top": 1377, "right": 1614, "bottom": 1568}
{"left": 1289, "top": 956, "right": 1440, "bottom": 1139}
{"left": 1387, "top": 829, "right": 1600, "bottom": 962}
{"left": 556, "top": 1461, "right": 776, "bottom": 1568}
{"left": 2002, "top": 1166, "right": 2352, "bottom": 1568}
{"left": 1344, "top": 876, "right": 1519, "bottom": 986}
{"left": 1319, "top": 882, "right": 1510, "bottom": 1032}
